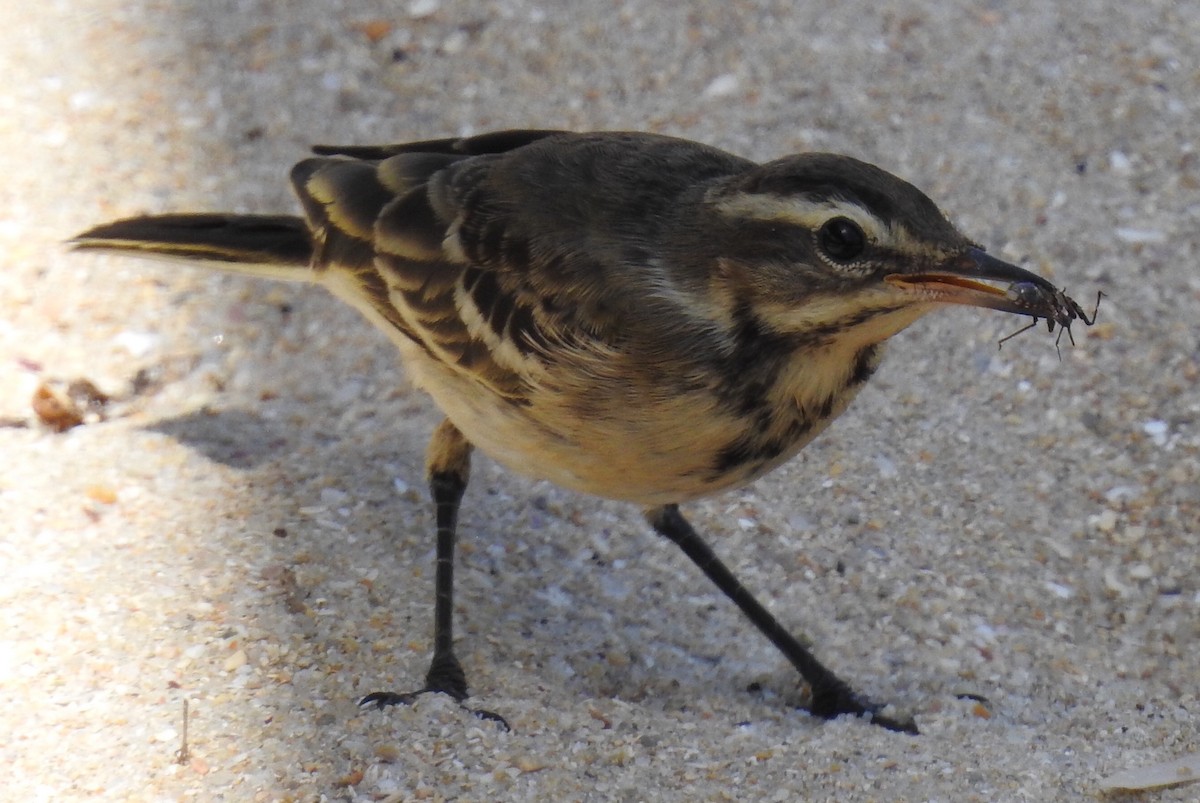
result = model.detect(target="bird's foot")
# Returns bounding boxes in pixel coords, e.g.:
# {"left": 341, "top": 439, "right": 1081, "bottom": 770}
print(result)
{"left": 807, "top": 680, "right": 918, "bottom": 735}
{"left": 359, "top": 689, "right": 510, "bottom": 730}
{"left": 358, "top": 652, "right": 509, "bottom": 730}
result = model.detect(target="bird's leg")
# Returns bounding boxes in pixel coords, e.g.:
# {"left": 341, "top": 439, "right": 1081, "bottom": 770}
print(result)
{"left": 645, "top": 504, "right": 917, "bottom": 734}
{"left": 360, "top": 420, "right": 507, "bottom": 729}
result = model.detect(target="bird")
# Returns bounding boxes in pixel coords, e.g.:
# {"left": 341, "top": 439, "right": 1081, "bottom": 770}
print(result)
{"left": 72, "top": 129, "right": 1093, "bottom": 734}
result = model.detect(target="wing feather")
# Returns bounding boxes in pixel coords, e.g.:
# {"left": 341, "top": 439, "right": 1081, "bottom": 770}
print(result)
{"left": 290, "top": 131, "right": 753, "bottom": 402}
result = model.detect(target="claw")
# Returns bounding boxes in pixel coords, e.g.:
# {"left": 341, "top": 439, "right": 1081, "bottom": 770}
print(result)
{"left": 358, "top": 690, "right": 420, "bottom": 709}
{"left": 359, "top": 687, "right": 510, "bottom": 731}
{"left": 808, "top": 681, "right": 919, "bottom": 735}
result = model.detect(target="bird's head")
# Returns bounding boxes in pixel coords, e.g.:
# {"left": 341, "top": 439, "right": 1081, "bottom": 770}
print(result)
{"left": 704, "top": 153, "right": 1080, "bottom": 349}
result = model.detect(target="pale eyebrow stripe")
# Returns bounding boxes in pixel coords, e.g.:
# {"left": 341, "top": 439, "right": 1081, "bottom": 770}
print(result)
{"left": 713, "top": 194, "right": 885, "bottom": 240}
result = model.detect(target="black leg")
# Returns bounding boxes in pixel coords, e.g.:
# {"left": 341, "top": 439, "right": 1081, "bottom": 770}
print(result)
{"left": 423, "top": 469, "right": 471, "bottom": 698}
{"left": 359, "top": 420, "right": 508, "bottom": 729}
{"left": 646, "top": 504, "right": 917, "bottom": 734}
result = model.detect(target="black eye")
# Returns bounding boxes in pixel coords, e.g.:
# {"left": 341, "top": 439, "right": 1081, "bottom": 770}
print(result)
{"left": 817, "top": 217, "right": 866, "bottom": 262}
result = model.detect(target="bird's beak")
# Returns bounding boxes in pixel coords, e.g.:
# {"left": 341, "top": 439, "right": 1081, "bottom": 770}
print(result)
{"left": 884, "top": 248, "right": 1063, "bottom": 319}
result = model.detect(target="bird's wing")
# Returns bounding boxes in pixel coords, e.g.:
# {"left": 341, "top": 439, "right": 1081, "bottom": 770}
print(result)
{"left": 311, "top": 129, "right": 570, "bottom": 160}
{"left": 290, "top": 133, "right": 751, "bottom": 400}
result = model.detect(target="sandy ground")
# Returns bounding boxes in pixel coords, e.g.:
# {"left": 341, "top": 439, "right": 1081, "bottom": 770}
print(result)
{"left": 2, "top": 1, "right": 1198, "bottom": 801}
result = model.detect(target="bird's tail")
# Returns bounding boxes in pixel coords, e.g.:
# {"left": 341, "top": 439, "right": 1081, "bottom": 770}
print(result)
{"left": 70, "top": 213, "right": 314, "bottom": 282}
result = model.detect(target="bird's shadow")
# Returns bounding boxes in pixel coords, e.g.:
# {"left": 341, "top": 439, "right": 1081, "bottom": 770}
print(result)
{"left": 147, "top": 408, "right": 289, "bottom": 469}
{"left": 143, "top": 406, "right": 755, "bottom": 718}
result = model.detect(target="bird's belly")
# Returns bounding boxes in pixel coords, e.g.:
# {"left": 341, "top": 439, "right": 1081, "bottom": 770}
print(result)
{"left": 402, "top": 350, "right": 843, "bottom": 506}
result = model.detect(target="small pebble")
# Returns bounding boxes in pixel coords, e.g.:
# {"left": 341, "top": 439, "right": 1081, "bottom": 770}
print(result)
{"left": 1142, "top": 419, "right": 1168, "bottom": 445}
{"left": 408, "top": 0, "right": 439, "bottom": 18}
{"left": 1128, "top": 564, "right": 1154, "bottom": 581}
{"left": 223, "top": 650, "right": 248, "bottom": 672}
{"left": 703, "top": 74, "right": 740, "bottom": 98}
{"left": 1109, "top": 150, "right": 1133, "bottom": 175}
{"left": 1090, "top": 509, "right": 1119, "bottom": 533}
{"left": 1115, "top": 227, "right": 1167, "bottom": 244}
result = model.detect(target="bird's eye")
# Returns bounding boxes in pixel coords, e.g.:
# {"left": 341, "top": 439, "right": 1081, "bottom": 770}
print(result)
{"left": 817, "top": 217, "right": 866, "bottom": 263}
